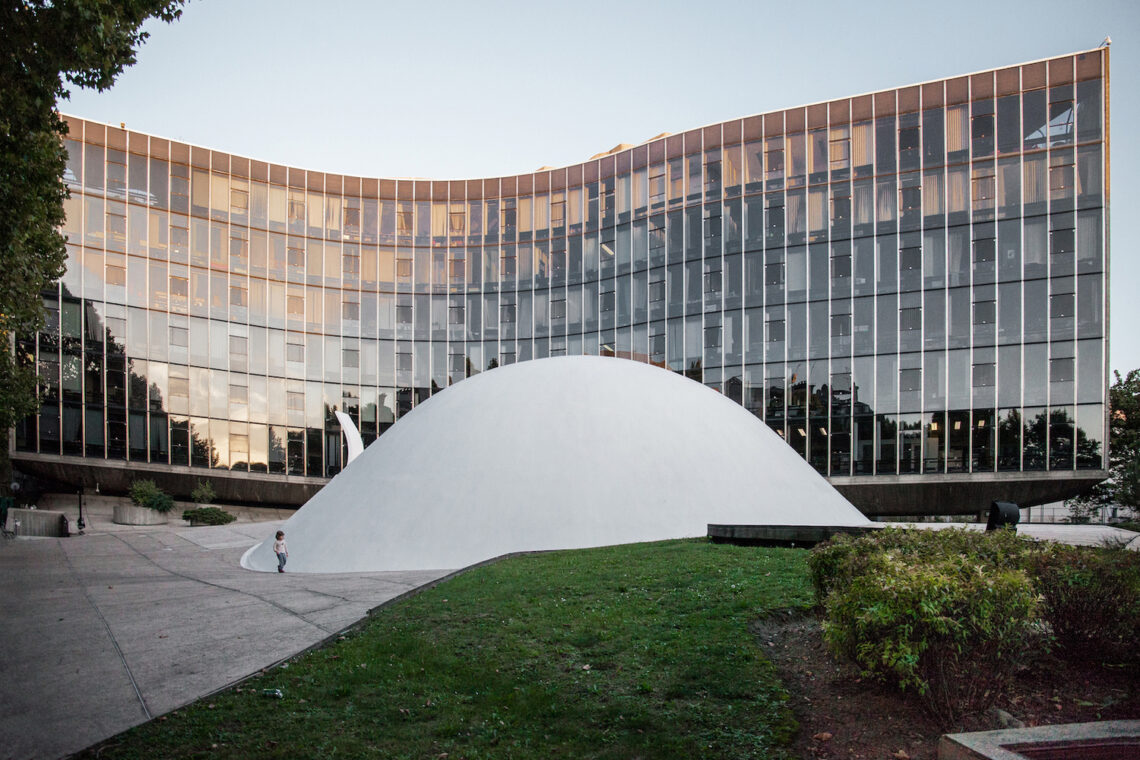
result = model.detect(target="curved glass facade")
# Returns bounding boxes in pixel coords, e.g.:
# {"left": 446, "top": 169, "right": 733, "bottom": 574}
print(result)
{"left": 13, "top": 50, "right": 1110, "bottom": 512}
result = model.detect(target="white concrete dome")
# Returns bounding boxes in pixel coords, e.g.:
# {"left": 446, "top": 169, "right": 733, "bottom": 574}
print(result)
{"left": 242, "top": 356, "right": 870, "bottom": 573}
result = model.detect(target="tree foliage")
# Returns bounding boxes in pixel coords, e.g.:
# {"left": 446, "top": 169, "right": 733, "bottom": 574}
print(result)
{"left": 128, "top": 477, "right": 173, "bottom": 513}
{"left": 1, "top": 0, "right": 183, "bottom": 434}
{"left": 1067, "top": 369, "right": 1140, "bottom": 519}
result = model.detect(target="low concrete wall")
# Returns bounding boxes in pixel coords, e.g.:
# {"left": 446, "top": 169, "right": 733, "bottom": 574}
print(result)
{"left": 35, "top": 492, "right": 294, "bottom": 526}
{"left": 12, "top": 453, "right": 326, "bottom": 506}
{"left": 40, "top": 493, "right": 208, "bottom": 516}
{"left": 939, "top": 719, "right": 1140, "bottom": 759}
{"left": 7, "top": 508, "right": 69, "bottom": 537}
{"left": 37, "top": 493, "right": 126, "bottom": 514}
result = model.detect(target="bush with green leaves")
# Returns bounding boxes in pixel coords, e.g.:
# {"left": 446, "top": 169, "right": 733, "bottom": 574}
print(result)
{"left": 810, "top": 527, "right": 1048, "bottom": 725}
{"left": 189, "top": 479, "right": 216, "bottom": 504}
{"left": 1030, "top": 544, "right": 1140, "bottom": 664}
{"left": 808, "top": 526, "right": 1042, "bottom": 601}
{"left": 181, "top": 506, "right": 235, "bottom": 526}
{"left": 811, "top": 527, "right": 1140, "bottom": 720}
{"left": 806, "top": 531, "right": 864, "bottom": 599}
{"left": 128, "top": 479, "right": 174, "bottom": 513}
{"left": 820, "top": 548, "right": 1040, "bottom": 725}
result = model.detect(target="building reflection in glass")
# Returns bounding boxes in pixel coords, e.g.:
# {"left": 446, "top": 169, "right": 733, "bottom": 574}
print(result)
{"left": 17, "top": 50, "right": 1108, "bottom": 499}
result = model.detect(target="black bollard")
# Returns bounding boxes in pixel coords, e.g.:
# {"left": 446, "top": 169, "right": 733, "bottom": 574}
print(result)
{"left": 986, "top": 501, "right": 1020, "bottom": 531}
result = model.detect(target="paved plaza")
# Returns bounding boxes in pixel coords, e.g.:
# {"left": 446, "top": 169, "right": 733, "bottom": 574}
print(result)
{"left": 0, "top": 503, "right": 452, "bottom": 760}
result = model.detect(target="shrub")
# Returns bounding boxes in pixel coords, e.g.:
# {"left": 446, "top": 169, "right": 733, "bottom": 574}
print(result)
{"left": 808, "top": 526, "right": 1042, "bottom": 602}
{"left": 821, "top": 550, "right": 1040, "bottom": 725}
{"left": 181, "top": 506, "right": 236, "bottom": 526}
{"left": 807, "top": 532, "right": 863, "bottom": 599}
{"left": 190, "top": 479, "right": 216, "bottom": 504}
{"left": 1030, "top": 544, "right": 1140, "bottom": 664}
{"left": 128, "top": 479, "right": 174, "bottom": 513}
{"left": 810, "top": 527, "right": 1048, "bottom": 725}
{"left": 810, "top": 527, "right": 1140, "bottom": 720}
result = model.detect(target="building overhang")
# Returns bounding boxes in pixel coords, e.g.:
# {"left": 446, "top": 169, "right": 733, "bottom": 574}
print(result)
{"left": 830, "top": 470, "right": 1110, "bottom": 517}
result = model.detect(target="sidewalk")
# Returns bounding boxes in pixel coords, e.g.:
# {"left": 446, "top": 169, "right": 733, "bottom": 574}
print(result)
{"left": 895, "top": 520, "right": 1140, "bottom": 549}
{"left": 0, "top": 501, "right": 453, "bottom": 760}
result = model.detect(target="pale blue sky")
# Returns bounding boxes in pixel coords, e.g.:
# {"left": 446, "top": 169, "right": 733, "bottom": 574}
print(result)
{"left": 64, "top": 0, "right": 1138, "bottom": 374}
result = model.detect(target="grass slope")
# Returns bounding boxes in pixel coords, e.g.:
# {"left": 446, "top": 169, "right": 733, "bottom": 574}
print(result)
{"left": 80, "top": 540, "right": 813, "bottom": 759}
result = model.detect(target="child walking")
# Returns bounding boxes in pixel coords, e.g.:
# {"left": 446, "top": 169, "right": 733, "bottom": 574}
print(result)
{"left": 274, "top": 530, "right": 288, "bottom": 573}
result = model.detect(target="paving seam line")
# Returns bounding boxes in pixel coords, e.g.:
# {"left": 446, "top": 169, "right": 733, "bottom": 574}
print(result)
{"left": 77, "top": 548, "right": 558, "bottom": 758}
{"left": 106, "top": 532, "right": 335, "bottom": 635}
{"left": 192, "top": 548, "right": 556, "bottom": 706}
{"left": 58, "top": 539, "right": 153, "bottom": 722}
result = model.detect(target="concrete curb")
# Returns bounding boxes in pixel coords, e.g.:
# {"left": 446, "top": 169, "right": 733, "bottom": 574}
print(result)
{"left": 939, "top": 719, "right": 1140, "bottom": 759}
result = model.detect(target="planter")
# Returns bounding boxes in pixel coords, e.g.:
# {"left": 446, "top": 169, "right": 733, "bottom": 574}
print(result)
{"left": 113, "top": 503, "right": 169, "bottom": 526}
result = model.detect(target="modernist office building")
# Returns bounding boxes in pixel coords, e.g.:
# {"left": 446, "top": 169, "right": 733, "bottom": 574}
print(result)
{"left": 10, "top": 49, "right": 1110, "bottom": 515}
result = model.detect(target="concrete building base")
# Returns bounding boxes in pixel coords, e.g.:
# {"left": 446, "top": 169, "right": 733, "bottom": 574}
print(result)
{"left": 12, "top": 451, "right": 1110, "bottom": 519}
{"left": 832, "top": 470, "right": 1109, "bottom": 517}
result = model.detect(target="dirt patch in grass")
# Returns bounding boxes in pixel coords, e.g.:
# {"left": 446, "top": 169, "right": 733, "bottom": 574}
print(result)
{"left": 752, "top": 610, "right": 1140, "bottom": 760}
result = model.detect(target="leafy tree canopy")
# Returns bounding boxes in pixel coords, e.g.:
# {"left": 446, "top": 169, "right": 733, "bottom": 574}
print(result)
{"left": 1067, "top": 369, "right": 1140, "bottom": 519}
{"left": 0, "top": 0, "right": 183, "bottom": 434}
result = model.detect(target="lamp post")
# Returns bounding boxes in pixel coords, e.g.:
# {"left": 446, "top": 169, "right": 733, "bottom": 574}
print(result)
{"left": 8, "top": 481, "right": 20, "bottom": 536}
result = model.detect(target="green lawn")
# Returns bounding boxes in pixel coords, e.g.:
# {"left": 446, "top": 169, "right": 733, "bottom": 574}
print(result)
{"left": 80, "top": 540, "right": 814, "bottom": 759}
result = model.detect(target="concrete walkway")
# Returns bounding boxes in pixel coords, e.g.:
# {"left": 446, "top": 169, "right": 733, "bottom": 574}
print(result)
{"left": 0, "top": 502, "right": 453, "bottom": 760}
{"left": 895, "top": 520, "right": 1140, "bottom": 549}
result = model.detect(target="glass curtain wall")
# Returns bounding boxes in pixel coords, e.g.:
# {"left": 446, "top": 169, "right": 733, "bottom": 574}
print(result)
{"left": 18, "top": 51, "right": 1108, "bottom": 482}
